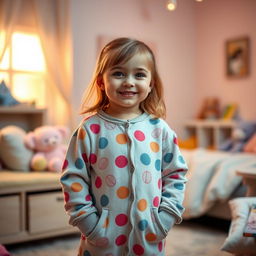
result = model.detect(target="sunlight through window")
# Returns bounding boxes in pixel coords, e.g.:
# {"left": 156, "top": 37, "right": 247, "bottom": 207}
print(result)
{"left": 12, "top": 33, "right": 45, "bottom": 72}
{"left": 0, "top": 31, "right": 46, "bottom": 106}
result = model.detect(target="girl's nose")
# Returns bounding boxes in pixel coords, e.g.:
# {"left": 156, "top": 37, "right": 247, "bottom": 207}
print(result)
{"left": 123, "top": 75, "right": 135, "bottom": 87}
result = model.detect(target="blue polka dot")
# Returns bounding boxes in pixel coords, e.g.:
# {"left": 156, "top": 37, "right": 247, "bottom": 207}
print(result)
{"left": 178, "top": 155, "right": 185, "bottom": 164}
{"left": 75, "top": 158, "right": 84, "bottom": 169}
{"left": 100, "top": 194, "right": 109, "bottom": 207}
{"left": 60, "top": 174, "right": 69, "bottom": 181}
{"left": 140, "top": 153, "right": 151, "bottom": 165}
{"left": 83, "top": 251, "right": 91, "bottom": 256}
{"left": 164, "top": 153, "right": 173, "bottom": 163}
{"left": 99, "top": 137, "right": 108, "bottom": 149}
{"left": 174, "top": 183, "right": 184, "bottom": 190}
{"left": 149, "top": 118, "right": 160, "bottom": 125}
{"left": 155, "top": 159, "right": 161, "bottom": 171}
{"left": 162, "top": 192, "right": 172, "bottom": 198}
{"left": 138, "top": 219, "right": 148, "bottom": 231}
{"left": 176, "top": 203, "right": 184, "bottom": 211}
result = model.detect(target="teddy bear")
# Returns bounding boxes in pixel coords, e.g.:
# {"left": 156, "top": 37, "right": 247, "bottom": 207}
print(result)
{"left": 218, "top": 120, "right": 256, "bottom": 152}
{"left": 24, "top": 125, "right": 69, "bottom": 172}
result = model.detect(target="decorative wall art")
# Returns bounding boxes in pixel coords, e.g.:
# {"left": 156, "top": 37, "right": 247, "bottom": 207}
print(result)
{"left": 226, "top": 37, "right": 249, "bottom": 78}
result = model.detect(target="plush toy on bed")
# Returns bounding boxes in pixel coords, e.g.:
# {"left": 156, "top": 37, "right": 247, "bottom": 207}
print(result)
{"left": 219, "top": 120, "right": 256, "bottom": 152}
{"left": 24, "top": 125, "right": 69, "bottom": 172}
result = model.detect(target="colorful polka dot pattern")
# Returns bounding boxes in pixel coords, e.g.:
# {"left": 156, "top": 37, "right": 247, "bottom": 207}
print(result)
{"left": 61, "top": 114, "right": 187, "bottom": 256}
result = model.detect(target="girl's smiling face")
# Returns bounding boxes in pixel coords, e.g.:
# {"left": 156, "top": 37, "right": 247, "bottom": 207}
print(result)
{"left": 100, "top": 53, "right": 152, "bottom": 119}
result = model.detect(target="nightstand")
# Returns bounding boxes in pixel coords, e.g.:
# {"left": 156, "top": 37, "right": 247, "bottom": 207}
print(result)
{"left": 236, "top": 170, "right": 256, "bottom": 196}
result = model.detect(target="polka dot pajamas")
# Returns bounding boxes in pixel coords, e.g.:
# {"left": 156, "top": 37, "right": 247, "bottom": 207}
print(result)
{"left": 60, "top": 110, "right": 188, "bottom": 256}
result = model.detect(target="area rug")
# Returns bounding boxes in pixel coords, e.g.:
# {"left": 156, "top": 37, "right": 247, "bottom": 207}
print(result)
{"left": 6, "top": 218, "right": 231, "bottom": 256}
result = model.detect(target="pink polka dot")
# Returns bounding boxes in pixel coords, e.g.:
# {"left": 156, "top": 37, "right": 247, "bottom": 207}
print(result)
{"left": 64, "top": 192, "right": 69, "bottom": 202}
{"left": 134, "top": 130, "right": 145, "bottom": 141}
{"left": 142, "top": 171, "right": 152, "bottom": 184}
{"left": 153, "top": 196, "right": 160, "bottom": 207}
{"left": 133, "top": 244, "right": 144, "bottom": 255}
{"left": 173, "top": 137, "right": 178, "bottom": 145}
{"left": 105, "top": 175, "right": 116, "bottom": 187}
{"left": 62, "top": 159, "right": 68, "bottom": 170}
{"left": 82, "top": 153, "right": 88, "bottom": 163}
{"left": 158, "top": 178, "right": 162, "bottom": 190}
{"left": 115, "top": 214, "right": 128, "bottom": 226}
{"left": 115, "top": 234, "right": 127, "bottom": 246}
{"left": 85, "top": 194, "right": 92, "bottom": 201}
{"left": 95, "top": 176, "right": 102, "bottom": 188}
{"left": 89, "top": 153, "right": 97, "bottom": 164}
{"left": 90, "top": 124, "right": 100, "bottom": 134}
{"left": 158, "top": 241, "right": 163, "bottom": 252}
{"left": 98, "top": 157, "right": 109, "bottom": 170}
{"left": 170, "top": 174, "right": 180, "bottom": 179}
{"left": 115, "top": 155, "right": 128, "bottom": 168}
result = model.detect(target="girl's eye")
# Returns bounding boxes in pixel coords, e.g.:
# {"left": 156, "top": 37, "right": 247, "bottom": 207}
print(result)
{"left": 112, "top": 71, "right": 124, "bottom": 77}
{"left": 135, "top": 72, "right": 146, "bottom": 78}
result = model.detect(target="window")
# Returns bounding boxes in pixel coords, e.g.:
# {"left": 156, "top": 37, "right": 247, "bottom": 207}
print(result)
{"left": 0, "top": 31, "right": 46, "bottom": 107}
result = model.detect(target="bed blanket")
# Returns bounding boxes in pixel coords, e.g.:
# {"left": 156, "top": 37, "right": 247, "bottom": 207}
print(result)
{"left": 181, "top": 149, "right": 256, "bottom": 219}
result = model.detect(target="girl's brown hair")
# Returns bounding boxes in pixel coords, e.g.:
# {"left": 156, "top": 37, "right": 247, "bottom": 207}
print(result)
{"left": 80, "top": 37, "right": 166, "bottom": 119}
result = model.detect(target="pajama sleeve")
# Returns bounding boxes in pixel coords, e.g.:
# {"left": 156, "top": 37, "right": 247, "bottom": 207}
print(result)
{"left": 159, "top": 126, "right": 188, "bottom": 232}
{"left": 60, "top": 125, "right": 99, "bottom": 236}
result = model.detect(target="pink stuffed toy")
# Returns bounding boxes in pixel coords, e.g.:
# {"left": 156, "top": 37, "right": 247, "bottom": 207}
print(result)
{"left": 24, "top": 125, "right": 69, "bottom": 172}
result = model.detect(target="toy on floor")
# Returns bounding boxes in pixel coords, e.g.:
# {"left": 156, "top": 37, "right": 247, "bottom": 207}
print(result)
{"left": 219, "top": 120, "right": 256, "bottom": 152}
{"left": 24, "top": 125, "right": 69, "bottom": 172}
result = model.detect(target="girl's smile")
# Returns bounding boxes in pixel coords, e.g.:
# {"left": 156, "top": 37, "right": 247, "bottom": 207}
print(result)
{"left": 100, "top": 53, "right": 152, "bottom": 119}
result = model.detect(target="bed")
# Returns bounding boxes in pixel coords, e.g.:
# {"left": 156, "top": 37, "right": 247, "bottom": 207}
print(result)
{"left": 181, "top": 148, "right": 256, "bottom": 220}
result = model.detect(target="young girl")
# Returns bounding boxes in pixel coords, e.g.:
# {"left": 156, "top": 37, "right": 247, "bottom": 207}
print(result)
{"left": 60, "top": 37, "right": 188, "bottom": 256}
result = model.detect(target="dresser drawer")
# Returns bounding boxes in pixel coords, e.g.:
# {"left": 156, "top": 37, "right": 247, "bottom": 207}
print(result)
{"left": 0, "top": 195, "right": 20, "bottom": 236}
{"left": 28, "top": 191, "right": 70, "bottom": 234}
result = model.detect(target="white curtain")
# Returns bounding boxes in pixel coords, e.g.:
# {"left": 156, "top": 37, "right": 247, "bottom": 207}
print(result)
{"left": 0, "top": 0, "right": 21, "bottom": 64}
{"left": 0, "top": 0, "right": 74, "bottom": 129}
{"left": 33, "top": 0, "right": 74, "bottom": 128}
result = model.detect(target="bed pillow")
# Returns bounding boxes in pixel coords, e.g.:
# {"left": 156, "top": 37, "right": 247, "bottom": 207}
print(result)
{"left": 221, "top": 197, "right": 256, "bottom": 255}
{"left": 0, "top": 126, "right": 33, "bottom": 171}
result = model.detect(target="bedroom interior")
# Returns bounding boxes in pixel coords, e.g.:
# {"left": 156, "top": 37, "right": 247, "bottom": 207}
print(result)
{"left": 0, "top": 0, "right": 255, "bottom": 255}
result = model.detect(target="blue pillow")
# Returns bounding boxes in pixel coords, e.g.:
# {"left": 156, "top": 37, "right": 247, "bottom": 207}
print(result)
{"left": 0, "top": 80, "right": 20, "bottom": 106}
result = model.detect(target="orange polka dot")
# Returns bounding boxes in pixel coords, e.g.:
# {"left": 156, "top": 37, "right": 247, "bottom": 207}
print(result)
{"left": 116, "top": 134, "right": 128, "bottom": 144}
{"left": 117, "top": 186, "right": 130, "bottom": 199}
{"left": 150, "top": 142, "right": 159, "bottom": 152}
{"left": 137, "top": 199, "right": 147, "bottom": 211}
{"left": 71, "top": 182, "right": 83, "bottom": 192}
{"left": 146, "top": 233, "right": 157, "bottom": 241}
{"left": 77, "top": 211, "right": 86, "bottom": 217}
{"left": 78, "top": 128, "right": 86, "bottom": 140}
{"left": 102, "top": 217, "right": 109, "bottom": 228}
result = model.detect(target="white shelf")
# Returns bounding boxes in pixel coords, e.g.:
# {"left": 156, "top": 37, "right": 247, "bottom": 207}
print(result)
{"left": 184, "top": 119, "right": 236, "bottom": 149}
{"left": 0, "top": 105, "right": 47, "bottom": 131}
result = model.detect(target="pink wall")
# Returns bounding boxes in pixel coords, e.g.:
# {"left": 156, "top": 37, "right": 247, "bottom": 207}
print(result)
{"left": 70, "top": 0, "right": 255, "bottom": 136}
{"left": 70, "top": 0, "right": 197, "bottom": 134}
{"left": 195, "top": 0, "right": 256, "bottom": 121}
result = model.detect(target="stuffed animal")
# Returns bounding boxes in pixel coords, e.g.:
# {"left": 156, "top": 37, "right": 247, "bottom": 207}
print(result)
{"left": 24, "top": 125, "right": 69, "bottom": 172}
{"left": 218, "top": 121, "right": 256, "bottom": 152}
{"left": 197, "top": 97, "right": 220, "bottom": 120}
{"left": 0, "top": 80, "right": 20, "bottom": 106}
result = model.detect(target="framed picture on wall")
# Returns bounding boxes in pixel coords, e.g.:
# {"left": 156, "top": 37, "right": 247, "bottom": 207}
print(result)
{"left": 226, "top": 36, "right": 249, "bottom": 78}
